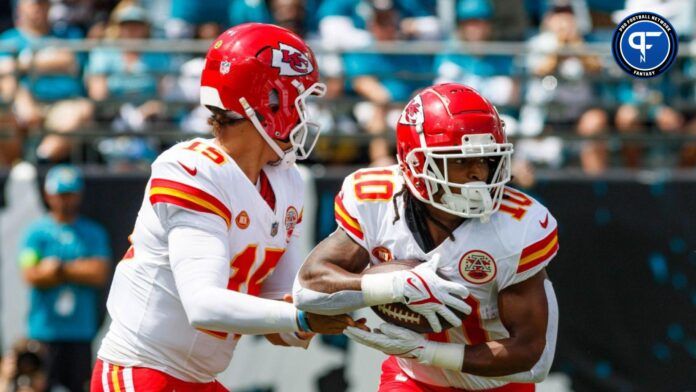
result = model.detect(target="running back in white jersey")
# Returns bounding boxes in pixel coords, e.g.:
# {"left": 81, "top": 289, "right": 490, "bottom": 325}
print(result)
{"left": 98, "top": 138, "right": 306, "bottom": 382}
{"left": 334, "top": 166, "right": 558, "bottom": 390}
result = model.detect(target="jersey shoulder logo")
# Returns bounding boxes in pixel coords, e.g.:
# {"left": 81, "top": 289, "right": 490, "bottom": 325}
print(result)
{"left": 272, "top": 43, "right": 313, "bottom": 76}
{"left": 539, "top": 213, "right": 549, "bottom": 229}
{"left": 459, "top": 250, "right": 497, "bottom": 285}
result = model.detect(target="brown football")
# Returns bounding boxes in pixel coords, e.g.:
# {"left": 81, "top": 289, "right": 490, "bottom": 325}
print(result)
{"left": 362, "top": 259, "right": 468, "bottom": 334}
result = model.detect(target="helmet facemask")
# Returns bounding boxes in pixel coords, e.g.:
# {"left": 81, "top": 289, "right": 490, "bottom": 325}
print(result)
{"left": 288, "top": 80, "right": 327, "bottom": 161}
{"left": 240, "top": 80, "right": 327, "bottom": 169}
{"left": 401, "top": 133, "right": 513, "bottom": 222}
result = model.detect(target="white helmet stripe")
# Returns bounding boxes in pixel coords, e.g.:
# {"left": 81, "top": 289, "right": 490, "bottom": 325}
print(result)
{"left": 200, "top": 86, "right": 226, "bottom": 110}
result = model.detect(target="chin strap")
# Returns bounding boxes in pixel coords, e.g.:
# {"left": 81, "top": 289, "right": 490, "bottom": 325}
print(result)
{"left": 440, "top": 182, "right": 494, "bottom": 222}
{"left": 239, "top": 97, "right": 296, "bottom": 169}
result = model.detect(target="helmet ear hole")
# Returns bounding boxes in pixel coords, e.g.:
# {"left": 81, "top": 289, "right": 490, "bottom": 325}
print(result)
{"left": 269, "top": 89, "right": 280, "bottom": 113}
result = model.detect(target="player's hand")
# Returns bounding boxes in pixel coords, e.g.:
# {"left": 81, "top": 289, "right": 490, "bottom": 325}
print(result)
{"left": 345, "top": 323, "right": 464, "bottom": 371}
{"left": 345, "top": 323, "right": 425, "bottom": 358}
{"left": 305, "top": 313, "right": 368, "bottom": 335}
{"left": 282, "top": 294, "right": 315, "bottom": 342}
{"left": 394, "top": 255, "right": 472, "bottom": 333}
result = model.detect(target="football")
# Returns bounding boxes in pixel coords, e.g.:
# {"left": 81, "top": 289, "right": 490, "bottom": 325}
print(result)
{"left": 362, "top": 259, "right": 468, "bottom": 334}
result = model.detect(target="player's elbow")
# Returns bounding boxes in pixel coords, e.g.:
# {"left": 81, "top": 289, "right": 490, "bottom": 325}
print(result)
{"left": 521, "top": 338, "right": 552, "bottom": 383}
{"left": 181, "top": 292, "right": 219, "bottom": 330}
{"left": 186, "top": 304, "right": 214, "bottom": 330}
{"left": 524, "top": 337, "right": 546, "bottom": 368}
{"left": 292, "top": 276, "right": 325, "bottom": 313}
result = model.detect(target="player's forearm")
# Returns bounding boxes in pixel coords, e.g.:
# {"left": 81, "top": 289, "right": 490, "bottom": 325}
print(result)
{"left": 293, "top": 269, "right": 367, "bottom": 315}
{"left": 169, "top": 226, "right": 301, "bottom": 335}
{"left": 460, "top": 337, "right": 546, "bottom": 377}
{"left": 299, "top": 258, "right": 364, "bottom": 293}
{"left": 294, "top": 228, "right": 374, "bottom": 314}
{"left": 185, "top": 286, "right": 300, "bottom": 335}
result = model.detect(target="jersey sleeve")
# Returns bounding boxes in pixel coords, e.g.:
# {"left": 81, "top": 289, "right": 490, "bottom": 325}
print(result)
{"left": 500, "top": 207, "right": 559, "bottom": 290}
{"left": 148, "top": 153, "right": 231, "bottom": 236}
{"left": 334, "top": 173, "right": 368, "bottom": 249}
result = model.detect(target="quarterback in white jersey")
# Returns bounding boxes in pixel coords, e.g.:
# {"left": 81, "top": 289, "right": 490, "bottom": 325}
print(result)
{"left": 92, "top": 24, "right": 363, "bottom": 391}
{"left": 294, "top": 84, "right": 558, "bottom": 391}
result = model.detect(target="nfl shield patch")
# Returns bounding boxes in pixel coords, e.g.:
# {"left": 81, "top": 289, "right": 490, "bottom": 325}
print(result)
{"left": 220, "top": 60, "right": 231, "bottom": 75}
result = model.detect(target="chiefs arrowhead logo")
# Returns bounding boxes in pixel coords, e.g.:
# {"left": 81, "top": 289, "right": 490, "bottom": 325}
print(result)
{"left": 398, "top": 95, "right": 424, "bottom": 125}
{"left": 272, "top": 43, "right": 313, "bottom": 76}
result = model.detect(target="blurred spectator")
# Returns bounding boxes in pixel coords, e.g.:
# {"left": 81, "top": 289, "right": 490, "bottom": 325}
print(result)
{"left": 344, "top": 3, "right": 432, "bottom": 133}
{"left": 269, "top": 0, "right": 311, "bottom": 36}
{"left": 318, "top": 0, "right": 440, "bottom": 47}
{"left": 523, "top": 5, "right": 606, "bottom": 174}
{"left": 165, "top": 0, "right": 228, "bottom": 38}
{"left": 0, "top": 1, "right": 13, "bottom": 33}
{"left": 86, "top": 5, "right": 168, "bottom": 104}
{"left": 86, "top": 4, "right": 169, "bottom": 164}
{"left": 47, "top": 0, "right": 119, "bottom": 37}
{"left": 488, "top": 0, "right": 528, "bottom": 40}
{"left": 163, "top": 22, "right": 222, "bottom": 134}
{"left": 435, "top": 0, "right": 518, "bottom": 108}
{"left": 611, "top": 79, "right": 684, "bottom": 168}
{"left": 344, "top": 3, "right": 432, "bottom": 164}
{"left": 0, "top": 111, "right": 23, "bottom": 167}
{"left": 0, "top": 339, "right": 48, "bottom": 392}
{"left": 18, "top": 165, "right": 110, "bottom": 392}
{"left": 0, "top": 0, "right": 93, "bottom": 163}
{"left": 680, "top": 118, "right": 696, "bottom": 167}
{"left": 227, "top": 0, "right": 319, "bottom": 38}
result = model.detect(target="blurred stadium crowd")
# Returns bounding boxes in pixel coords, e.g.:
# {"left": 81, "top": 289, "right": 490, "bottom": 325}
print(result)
{"left": 0, "top": 0, "right": 694, "bottom": 181}
{"left": 0, "top": 1, "right": 695, "bottom": 390}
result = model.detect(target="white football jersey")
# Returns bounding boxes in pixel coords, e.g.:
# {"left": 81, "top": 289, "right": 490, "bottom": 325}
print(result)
{"left": 98, "top": 138, "right": 305, "bottom": 382}
{"left": 335, "top": 166, "right": 558, "bottom": 390}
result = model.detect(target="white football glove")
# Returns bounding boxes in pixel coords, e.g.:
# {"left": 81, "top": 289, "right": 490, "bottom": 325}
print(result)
{"left": 344, "top": 323, "right": 465, "bottom": 371}
{"left": 361, "top": 254, "right": 472, "bottom": 333}
{"left": 278, "top": 331, "right": 313, "bottom": 349}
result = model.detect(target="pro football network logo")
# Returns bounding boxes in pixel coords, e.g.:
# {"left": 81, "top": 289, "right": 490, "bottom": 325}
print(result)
{"left": 612, "top": 12, "right": 678, "bottom": 78}
{"left": 459, "top": 250, "right": 497, "bottom": 284}
{"left": 271, "top": 43, "right": 313, "bottom": 76}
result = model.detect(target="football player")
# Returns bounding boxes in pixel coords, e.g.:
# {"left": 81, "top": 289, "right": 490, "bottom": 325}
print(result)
{"left": 294, "top": 83, "right": 559, "bottom": 391}
{"left": 91, "top": 24, "right": 364, "bottom": 391}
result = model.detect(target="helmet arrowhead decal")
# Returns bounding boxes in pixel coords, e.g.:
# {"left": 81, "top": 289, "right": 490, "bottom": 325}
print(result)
{"left": 272, "top": 42, "right": 314, "bottom": 76}
{"left": 399, "top": 95, "right": 424, "bottom": 126}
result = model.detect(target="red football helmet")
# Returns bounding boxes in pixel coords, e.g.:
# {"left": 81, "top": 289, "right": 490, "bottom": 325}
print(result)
{"left": 396, "top": 83, "right": 513, "bottom": 221}
{"left": 200, "top": 23, "right": 326, "bottom": 167}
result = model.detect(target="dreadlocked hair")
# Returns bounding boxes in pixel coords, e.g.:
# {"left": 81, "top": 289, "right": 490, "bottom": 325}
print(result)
{"left": 391, "top": 186, "right": 408, "bottom": 224}
{"left": 392, "top": 186, "right": 457, "bottom": 241}
{"left": 206, "top": 106, "right": 246, "bottom": 138}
